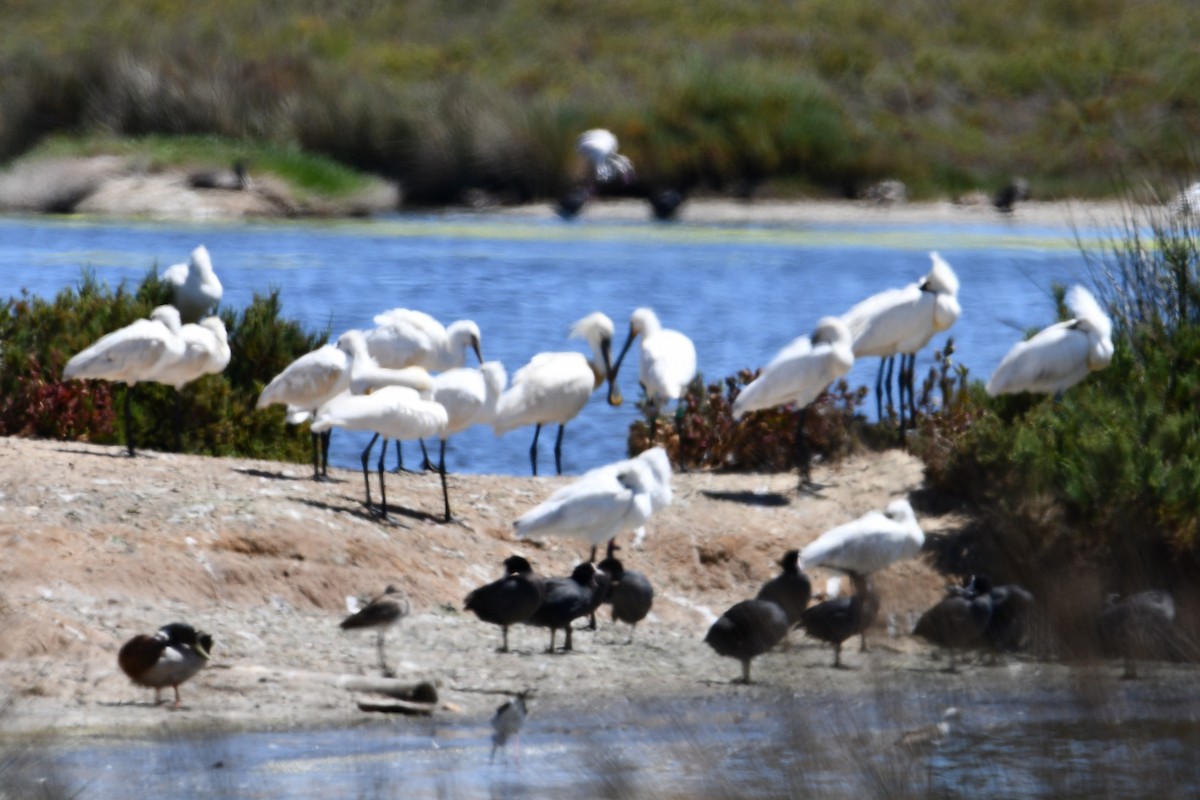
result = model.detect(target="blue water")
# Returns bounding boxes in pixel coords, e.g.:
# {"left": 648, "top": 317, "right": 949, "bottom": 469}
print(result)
{"left": 0, "top": 210, "right": 1109, "bottom": 475}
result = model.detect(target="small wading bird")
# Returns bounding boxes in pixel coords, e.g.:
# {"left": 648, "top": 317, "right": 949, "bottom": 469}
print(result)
{"left": 705, "top": 598, "right": 789, "bottom": 684}
{"left": 732, "top": 316, "right": 855, "bottom": 490}
{"left": 161, "top": 244, "right": 223, "bottom": 323}
{"left": 491, "top": 691, "right": 529, "bottom": 765}
{"left": 311, "top": 385, "right": 448, "bottom": 519}
{"left": 800, "top": 572, "right": 880, "bottom": 668}
{"left": 610, "top": 307, "right": 697, "bottom": 444}
{"left": 340, "top": 585, "right": 410, "bottom": 677}
{"left": 492, "top": 312, "right": 620, "bottom": 476}
{"left": 986, "top": 284, "right": 1113, "bottom": 398}
{"left": 464, "top": 555, "right": 544, "bottom": 653}
{"left": 839, "top": 251, "right": 961, "bottom": 436}
{"left": 118, "top": 622, "right": 214, "bottom": 708}
{"left": 63, "top": 305, "right": 188, "bottom": 456}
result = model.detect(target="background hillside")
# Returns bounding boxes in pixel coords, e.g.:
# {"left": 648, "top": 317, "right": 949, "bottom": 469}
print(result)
{"left": 3, "top": 0, "right": 1199, "bottom": 204}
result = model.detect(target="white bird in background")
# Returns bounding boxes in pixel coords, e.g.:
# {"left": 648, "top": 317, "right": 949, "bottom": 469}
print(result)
{"left": 515, "top": 450, "right": 660, "bottom": 562}
{"left": 145, "top": 314, "right": 231, "bottom": 451}
{"left": 429, "top": 361, "right": 507, "bottom": 521}
{"left": 732, "top": 316, "right": 855, "bottom": 489}
{"left": 801, "top": 498, "right": 925, "bottom": 577}
{"left": 364, "top": 308, "right": 482, "bottom": 470}
{"left": 611, "top": 307, "right": 698, "bottom": 443}
{"left": 492, "top": 311, "right": 619, "bottom": 476}
{"left": 577, "top": 129, "right": 634, "bottom": 185}
{"left": 840, "top": 251, "right": 961, "bottom": 433}
{"left": 581, "top": 446, "right": 673, "bottom": 549}
{"left": 256, "top": 333, "right": 361, "bottom": 480}
{"left": 63, "top": 305, "right": 187, "bottom": 456}
{"left": 311, "top": 385, "right": 448, "bottom": 520}
{"left": 161, "top": 245, "right": 223, "bottom": 323}
{"left": 986, "top": 284, "right": 1114, "bottom": 397}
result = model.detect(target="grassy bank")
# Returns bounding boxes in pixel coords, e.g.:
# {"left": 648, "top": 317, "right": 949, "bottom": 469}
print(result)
{"left": 2, "top": 1, "right": 1199, "bottom": 204}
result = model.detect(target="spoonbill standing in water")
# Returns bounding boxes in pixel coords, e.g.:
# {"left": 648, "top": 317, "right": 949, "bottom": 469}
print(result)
{"left": 839, "top": 251, "right": 961, "bottom": 434}
{"left": 611, "top": 307, "right": 697, "bottom": 442}
{"left": 492, "top": 312, "right": 619, "bottom": 476}
{"left": 63, "top": 305, "right": 187, "bottom": 456}
{"left": 161, "top": 245, "right": 223, "bottom": 323}
{"left": 986, "top": 284, "right": 1113, "bottom": 398}
{"left": 732, "top": 316, "right": 855, "bottom": 489}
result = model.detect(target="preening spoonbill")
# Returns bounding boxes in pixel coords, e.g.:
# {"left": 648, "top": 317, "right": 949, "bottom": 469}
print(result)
{"left": 986, "top": 284, "right": 1113, "bottom": 397}
{"left": 799, "top": 573, "right": 879, "bottom": 668}
{"left": 704, "top": 598, "right": 789, "bottom": 684}
{"left": 611, "top": 307, "right": 698, "bottom": 442}
{"left": 464, "top": 555, "right": 543, "bottom": 653}
{"left": 596, "top": 541, "right": 655, "bottom": 642}
{"left": 311, "top": 385, "right": 448, "bottom": 519}
{"left": 755, "top": 550, "right": 812, "bottom": 628}
{"left": 583, "top": 446, "right": 673, "bottom": 549}
{"left": 63, "top": 305, "right": 187, "bottom": 456}
{"left": 492, "top": 311, "right": 618, "bottom": 476}
{"left": 256, "top": 334, "right": 360, "bottom": 480}
{"left": 147, "top": 314, "right": 231, "bottom": 451}
{"left": 526, "top": 562, "right": 600, "bottom": 653}
{"left": 839, "top": 251, "right": 961, "bottom": 431}
{"left": 577, "top": 129, "right": 634, "bottom": 185}
{"left": 118, "top": 622, "right": 213, "bottom": 708}
{"left": 430, "top": 361, "right": 507, "bottom": 521}
{"left": 491, "top": 692, "right": 529, "bottom": 765}
{"left": 514, "top": 450, "right": 658, "bottom": 561}
{"left": 800, "top": 498, "right": 925, "bottom": 576}
{"left": 1097, "top": 589, "right": 1177, "bottom": 679}
{"left": 339, "top": 585, "right": 410, "bottom": 677}
{"left": 732, "top": 316, "right": 854, "bottom": 488}
{"left": 161, "top": 245, "right": 223, "bottom": 323}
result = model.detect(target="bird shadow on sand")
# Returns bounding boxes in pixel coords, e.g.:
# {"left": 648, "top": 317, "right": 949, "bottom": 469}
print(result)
{"left": 233, "top": 467, "right": 344, "bottom": 483}
{"left": 699, "top": 489, "right": 791, "bottom": 507}
{"left": 294, "top": 495, "right": 443, "bottom": 526}
{"left": 55, "top": 446, "right": 144, "bottom": 460}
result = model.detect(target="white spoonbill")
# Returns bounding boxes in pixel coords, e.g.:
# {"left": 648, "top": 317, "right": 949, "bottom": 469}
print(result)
{"left": 429, "top": 361, "right": 507, "bottom": 521}
{"left": 732, "top": 316, "right": 854, "bottom": 488}
{"left": 611, "top": 307, "right": 697, "bottom": 442}
{"left": 514, "top": 451, "right": 659, "bottom": 562}
{"left": 581, "top": 446, "right": 673, "bottom": 549}
{"left": 577, "top": 129, "right": 634, "bottom": 184}
{"left": 63, "top": 305, "right": 187, "bottom": 456}
{"left": 801, "top": 498, "right": 925, "bottom": 577}
{"left": 986, "top": 284, "right": 1113, "bottom": 397}
{"left": 492, "top": 312, "right": 619, "bottom": 476}
{"left": 146, "top": 314, "right": 231, "bottom": 451}
{"left": 839, "top": 251, "right": 961, "bottom": 431}
{"left": 161, "top": 245, "right": 223, "bottom": 323}
{"left": 256, "top": 333, "right": 361, "bottom": 479}
{"left": 311, "top": 385, "right": 448, "bottom": 519}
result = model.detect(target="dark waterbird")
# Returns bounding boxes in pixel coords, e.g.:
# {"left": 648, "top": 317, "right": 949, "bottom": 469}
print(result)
{"left": 755, "top": 549, "right": 812, "bottom": 627}
{"left": 597, "top": 541, "right": 654, "bottom": 642}
{"left": 913, "top": 583, "right": 992, "bottom": 672}
{"left": 464, "top": 556, "right": 544, "bottom": 653}
{"left": 118, "top": 621, "right": 214, "bottom": 708}
{"left": 970, "top": 576, "right": 1036, "bottom": 657}
{"left": 800, "top": 573, "right": 879, "bottom": 668}
{"left": 1097, "top": 589, "right": 1178, "bottom": 679}
{"left": 705, "top": 598, "right": 789, "bottom": 683}
{"left": 526, "top": 562, "right": 599, "bottom": 653}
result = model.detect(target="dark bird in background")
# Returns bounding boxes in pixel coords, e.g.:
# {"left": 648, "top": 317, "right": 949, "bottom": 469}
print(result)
{"left": 582, "top": 559, "right": 612, "bottom": 632}
{"left": 755, "top": 549, "right": 812, "bottom": 628}
{"left": 705, "top": 598, "right": 789, "bottom": 684}
{"left": 800, "top": 573, "right": 880, "bottom": 668}
{"left": 971, "top": 576, "right": 1036, "bottom": 658}
{"left": 118, "top": 622, "right": 214, "bottom": 708}
{"left": 491, "top": 691, "right": 529, "bottom": 766}
{"left": 526, "top": 562, "right": 598, "bottom": 653}
{"left": 1097, "top": 589, "right": 1178, "bottom": 679}
{"left": 597, "top": 541, "right": 654, "bottom": 642}
{"left": 648, "top": 188, "right": 685, "bottom": 221}
{"left": 464, "top": 555, "right": 544, "bottom": 653}
{"left": 913, "top": 582, "right": 992, "bottom": 672}
{"left": 993, "top": 177, "right": 1029, "bottom": 213}
{"left": 339, "top": 585, "right": 410, "bottom": 677}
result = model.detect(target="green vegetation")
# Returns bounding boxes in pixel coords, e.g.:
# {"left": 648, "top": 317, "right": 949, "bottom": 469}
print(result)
{"left": 3, "top": 1, "right": 1199, "bottom": 203}
{"left": 0, "top": 269, "right": 328, "bottom": 462}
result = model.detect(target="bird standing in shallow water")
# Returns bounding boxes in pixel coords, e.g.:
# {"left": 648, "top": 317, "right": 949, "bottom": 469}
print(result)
{"left": 491, "top": 692, "right": 529, "bottom": 765}
{"left": 339, "top": 586, "right": 410, "bottom": 676}
{"left": 118, "top": 622, "right": 214, "bottom": 708}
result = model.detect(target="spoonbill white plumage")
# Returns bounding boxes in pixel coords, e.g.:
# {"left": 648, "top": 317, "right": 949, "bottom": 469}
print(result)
{"left": 63, "top": 305, "right": 188, "bottom": 456}
{"left": 256, "top": 333, "right": 360, "bottom": 479}
{"left": 492, "top": 312, "right": 619, "bottom": 476}
{"left": 311, "top": 385, "right": 448, "bottom": 519}
{"left": 800, "top": 499, "right": 925, "bottom": 577}
{"left": 611, "top": 307, "right": 697, "bottom": 441}
{"left": 577, "top": 129, "right": 634, "bottom": 185}
{"left": 732, "top": 316, "right": 854, "bottom": 488}
{"left": 161, "top": 245, "right": 223, "bottom": 323}
{"left": 581, "top": 446, "right": 673, "bottom": 549}
{"left": 839, "top": 251, "right": 961, "bottom": 430}
{"left": 145, "top": 314, "right": 231, "bottom": 451}
{"left": 514, "top": 451, "right": 658, "bottom": 562}
{"left": 986, "top": 284, "right": 1113, "bottom": 397}
{"left": 428, "top": 361, "right": 507, "bottom": 521}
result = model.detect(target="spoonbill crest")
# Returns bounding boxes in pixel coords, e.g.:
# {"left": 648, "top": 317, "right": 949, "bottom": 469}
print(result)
{"left": 492, "top": 311, "right": 618, "bottom": 476}
{"left": 611, "top": 307, "right": 697, "bottom": 441}
{"left": 161, "top": 245, "right": 223, "bottom": 323}
{"left": 800, "top": 498, "right": 925, "bottom": 576}
{"left": 986, "top": 284, "right": 1113, "bottom": 397}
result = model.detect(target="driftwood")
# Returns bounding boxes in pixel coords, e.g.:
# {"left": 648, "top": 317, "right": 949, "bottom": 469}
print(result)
{"left": 338, "top": 676, "right": 439, "bottom": 716}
